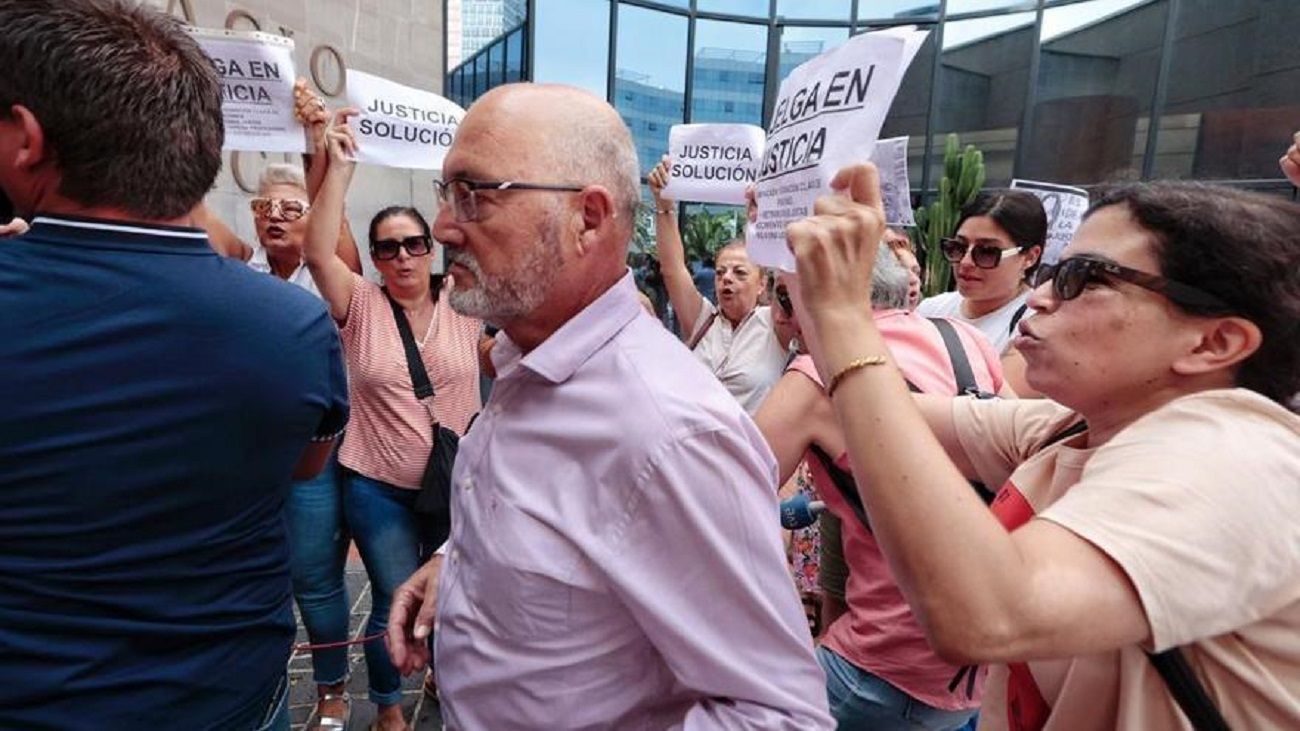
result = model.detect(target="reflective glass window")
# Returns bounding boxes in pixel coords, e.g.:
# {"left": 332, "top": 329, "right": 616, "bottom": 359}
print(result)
{"left": 1023, "top": 0, "right": 1167, "bottom": 184}
{"left": 858, "top": 0, "right": 939, "bottom": 21}
{"left": 1155, "top": 0, "right": 1300, "bottom": 180}
{"left": 614, "top": 4, "right": 688, "bottom": 175}
{"left": 505, "top": 27, "right": 524, "bottom": 83}
{"left": 777, "top": 26, "right": 850, "bottom": 82}
{"left": 697, "top": 0, "right": 770, "bottom": 17}
{"left": 777, "top": 0, "right": 851, "bottom": 22}
{"left": 487, "top": 43, "right": 504, "bottom": 90}
{"left": 933, "top": 11, "right": 1036, "bottom": 186}
{"left": 473, "top": 53, "right": 488, "bottom": 99}
{"left": 691, "top": 19, "right": 768, "bottom": 125}
{"left": 947, "top": 0, "right": 1039, "bottom": 17}
{"left": 533, "top": 0, "right": 610, "bottom": 98}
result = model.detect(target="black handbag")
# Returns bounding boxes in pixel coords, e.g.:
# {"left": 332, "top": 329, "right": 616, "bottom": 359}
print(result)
{"left": 382, "top": 278, "right": 456, "bottom": 551}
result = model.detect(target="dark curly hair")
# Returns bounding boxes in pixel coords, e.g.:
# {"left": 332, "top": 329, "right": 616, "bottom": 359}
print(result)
{"left": 1087, "top": 182, "right": 1300, "bottom": 408}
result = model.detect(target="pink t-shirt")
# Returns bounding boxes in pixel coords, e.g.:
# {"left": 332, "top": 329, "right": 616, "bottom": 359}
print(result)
{"left": 790, "top": 309, "right": 1003, "bottom": 711}
{"left": 337, "top": 273, "right": 482, "bottom": 489}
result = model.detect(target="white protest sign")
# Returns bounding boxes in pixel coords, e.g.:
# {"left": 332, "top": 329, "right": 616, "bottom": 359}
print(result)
{"left": 345, "top": 70, "right": 463, "bottom": 170}
{"left": 750, "top": 26, "right": 929, "bottom": 271}
{"left": 660, "top": 124, "right": 765, "bottom": 205}
{"left": 872, "top": 136, "right": 915, "bottom": 227}
{"left": 190, "top": 28, "right": 306, "bottom": 154}
{"left": 1011, "top": 179, "right": 1090, "bottom": 264}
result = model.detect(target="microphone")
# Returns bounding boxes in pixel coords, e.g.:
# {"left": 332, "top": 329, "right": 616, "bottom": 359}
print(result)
{"left": 779, "top": 493, "right": 826, "bottom": 530}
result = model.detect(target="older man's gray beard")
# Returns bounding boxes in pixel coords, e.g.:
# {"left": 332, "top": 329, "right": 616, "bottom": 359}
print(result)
{"left": 446, "top": 226, "right": 563, "bottom": 322}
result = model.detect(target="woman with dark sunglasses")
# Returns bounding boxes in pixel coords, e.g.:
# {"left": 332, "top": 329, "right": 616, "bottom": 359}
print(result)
{"left": 917, "top": 190, "right": 1046, "bottom": 354}
{"left": 788, "top": 167, "right": 1300, "bottom": 731}
{"left": 303, "top": 110, "right": 482, "bottom": 731}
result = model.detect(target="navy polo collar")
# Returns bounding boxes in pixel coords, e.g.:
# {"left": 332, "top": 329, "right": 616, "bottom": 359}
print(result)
{"left": 25, "top": 213, "right": 214, "bottom": 255}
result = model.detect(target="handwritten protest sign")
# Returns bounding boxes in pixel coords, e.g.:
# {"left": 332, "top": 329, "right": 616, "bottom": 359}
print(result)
{"left": 749, "top": 26, "right": 928, "bottom": 271}
{"left": 345, "top": 71, "right": 464, "bottom": 170}
{"left": 660, "top": 124, "right": 765, "bottom": 205}
{"left": 872, "top": 136, "right": 915, "bottom": 227}
{"left": 1011, "top": 179, "right": 1090, "bottom": 264}
{"left": 190, "top": 28, "right": 306, "bottom": 153}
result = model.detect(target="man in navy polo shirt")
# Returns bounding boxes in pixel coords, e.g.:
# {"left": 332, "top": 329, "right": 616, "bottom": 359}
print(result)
{"left": 0, "top": 2, "right": 348, "bottom": 728}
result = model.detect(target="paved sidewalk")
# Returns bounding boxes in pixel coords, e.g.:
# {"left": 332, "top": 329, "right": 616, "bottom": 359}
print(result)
{"left": 288, "top": 556, "right": 443, "bottom": 730}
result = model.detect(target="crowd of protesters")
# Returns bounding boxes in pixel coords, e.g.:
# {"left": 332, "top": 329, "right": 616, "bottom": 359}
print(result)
{"left": 1, "top": 2, "right": 1298, "bottom": 731}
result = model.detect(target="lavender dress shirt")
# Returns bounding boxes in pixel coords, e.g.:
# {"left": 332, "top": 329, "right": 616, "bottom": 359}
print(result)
{"left": 433, "top": 272, "right": 832, "bottom": 730}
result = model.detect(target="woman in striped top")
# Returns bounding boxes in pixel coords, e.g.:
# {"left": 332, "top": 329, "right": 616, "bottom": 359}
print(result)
{"left": 304, "top": 112, "right": 482, "bottom": 731}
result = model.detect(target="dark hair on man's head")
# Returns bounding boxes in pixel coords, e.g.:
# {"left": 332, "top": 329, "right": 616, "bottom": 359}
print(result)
{"left": 1088, "top": 182, "right": 1300, "bottom": 408}
{"left": 959, "top": 189, "right": 1048, "bottom": 266}
{"left": 368, "top": 206, "right": 432, "bottom": 246}
{"left": 0, "top": 0, "right": 223, "bottom": 219}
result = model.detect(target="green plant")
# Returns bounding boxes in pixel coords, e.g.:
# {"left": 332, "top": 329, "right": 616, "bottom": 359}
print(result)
{"left": 913, "top": 133, "right": 985, "bottom": 297}
{"left": 680, "top": 208, "right": 743, "bottom": 264}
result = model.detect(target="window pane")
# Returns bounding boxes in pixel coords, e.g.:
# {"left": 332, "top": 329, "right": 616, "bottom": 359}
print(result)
{"left": 487, "top": 44, "right": 502, "bottom": 90}
{"left": 858, "top": 0, "right": 939, "bottom": 21}
{"left": 533, "top": 0, "right": 610, "bottom": 98}
{"left": 614, "top": 4, "right": 688, "bottom": 175}
{"left": 947, "top": 0, "right": 1039, "bottom": 17}
{"left": 697, "top": 0, "right": 770, "bottom": 18}
{"left": 691, "top": 20, "right": 768, "bottom": 125}
{"left": 776, "top": 0, "right": 851, "bottom": 22}
{"left": 1022, "top": 0, "right": 1167, "bottom": 185}
{"left": 474, "top": 53, "right": 488, "bottom": 99}
{"left": 778, "top": 26, "right": 851, "bottom": 82}
{"left": 1155, "top": 0, "right": 1300, "bottom": 180}
{"left": 505, "top": 28, "right": 524, "bottom": 83}
{"left": 933, "top": 11, "right": 1037, "bottom": 186}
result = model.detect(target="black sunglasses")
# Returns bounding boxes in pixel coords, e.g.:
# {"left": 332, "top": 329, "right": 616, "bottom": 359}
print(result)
{"left": 371, "top": 235, "right": 433, "bottom": 261}
{"left": 1027, "top": 255, "right": 1233, "bottom": 311}
{"left": 939, "top": 237, "right": 1023, "bottom": 270}
{"left": 774, "top": 285, "right": 793, "bottom": 318}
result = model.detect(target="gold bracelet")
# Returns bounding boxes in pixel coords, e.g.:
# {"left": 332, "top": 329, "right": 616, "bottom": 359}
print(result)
{"left": 826, "top": 356, "right": 888, "bottom": 397}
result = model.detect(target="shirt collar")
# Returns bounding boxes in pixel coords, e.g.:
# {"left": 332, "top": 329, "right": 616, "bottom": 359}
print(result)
{"left": 24, "top": 214, "right": 213, "bottom": 255}
{"left": 491, "top": 270, "right": 643, "bottom": 384}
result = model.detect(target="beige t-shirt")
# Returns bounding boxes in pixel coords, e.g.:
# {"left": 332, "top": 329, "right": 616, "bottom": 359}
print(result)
{"left": 954, "top": 390, "right": 1300, "bottom": 731}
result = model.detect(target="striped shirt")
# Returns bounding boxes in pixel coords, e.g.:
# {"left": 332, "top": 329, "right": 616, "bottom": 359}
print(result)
{"left": 337, "top": 273, "right": 481, "bottom": 489}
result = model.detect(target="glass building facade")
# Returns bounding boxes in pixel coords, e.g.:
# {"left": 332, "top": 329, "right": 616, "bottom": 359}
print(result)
{"left": 445, "top": 0, "right": 1300, "bottom": 198}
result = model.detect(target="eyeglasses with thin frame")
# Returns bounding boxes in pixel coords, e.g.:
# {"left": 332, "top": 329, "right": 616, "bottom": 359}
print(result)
{"left": 433, "top": 177, "right": 584, "bottom": 222}
{"left": 371, "top": 235, "right": 434, "bottom": 261}
{"left": 250, "top": 197, "right": 310, "bottom": 221}
{"left": 939, "top": 237, "right": 1024, "bottom": 269}
{"left": 1026, "top": 255, "right": 1233, "bottom": 312}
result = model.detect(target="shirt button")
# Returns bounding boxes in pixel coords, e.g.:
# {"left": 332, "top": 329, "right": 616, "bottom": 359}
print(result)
{"left": 491, "top": 404, "right": 503, "bottom": 415}
{"left": 462, "top": 477, "right": 474, "bottom": 491}
{"left": 451, "top": 549, "right": 460, "bottom": 562}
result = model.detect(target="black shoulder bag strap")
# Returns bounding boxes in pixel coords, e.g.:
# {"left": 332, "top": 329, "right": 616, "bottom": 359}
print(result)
{"left": 928, "top": 317, "right": 984, "bottom": 397}
{"left": 383, "top": 276, "right": 444, "bottom": 402}
{"left": 1148, "top": 648, "right": 1232, "bottom": 731}
{"left": 1007, "top": 302, "right": 1030, "bottom": 338}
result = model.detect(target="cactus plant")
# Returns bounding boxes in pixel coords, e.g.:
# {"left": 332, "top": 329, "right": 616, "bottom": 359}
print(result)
{"left": 913, "top": 133, "right": 985, "bottom": 297}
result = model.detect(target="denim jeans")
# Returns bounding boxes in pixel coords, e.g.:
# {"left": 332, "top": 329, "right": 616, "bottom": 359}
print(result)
{"left": 816, "top": 646, "right": 977, "bottom": 731}
{"left": 285, "top": 450, "right": 351, "bottom": 686}
{"left": 344, "top": 471, "right": 424, "bottom": 707}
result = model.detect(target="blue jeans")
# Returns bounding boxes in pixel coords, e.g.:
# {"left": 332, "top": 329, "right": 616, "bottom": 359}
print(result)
{"left": 344, "top": 471, "right": 424, "bottom": 707}
{"left": 816, "top": 646, "right": 977, "bottom": 731}
{"left": 285, "top": 451, "right": 351, "bottom": 686}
